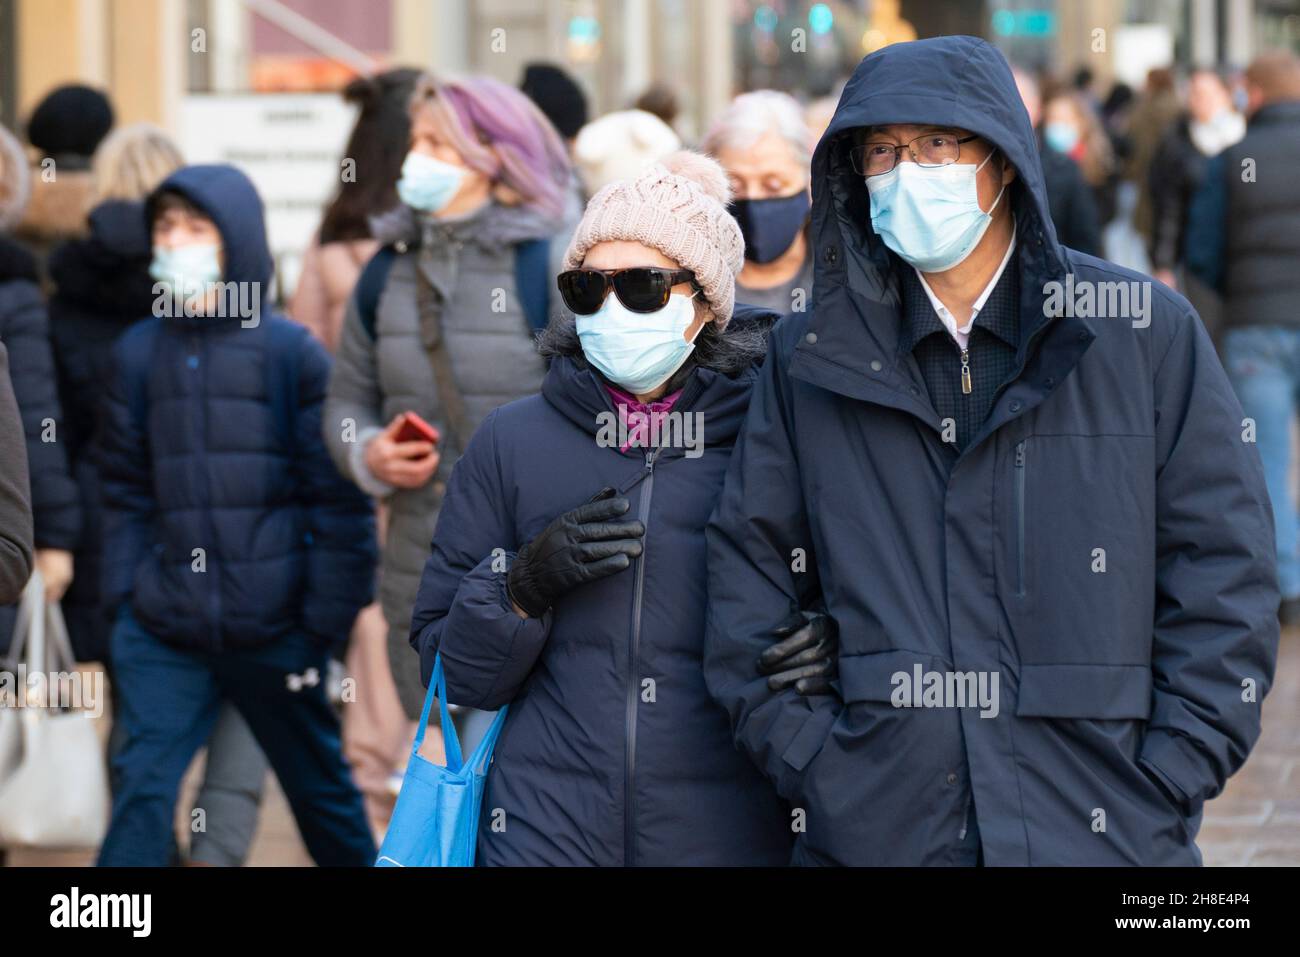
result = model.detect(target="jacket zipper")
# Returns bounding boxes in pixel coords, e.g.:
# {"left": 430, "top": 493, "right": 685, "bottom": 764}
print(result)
{"left": 1014, "top": 439, "right": 1026, "bottom": 597}
{"left": 625, "top": 447, "right": 657, "bottom": 867}
{"left": 959, "top": 347, "right": 972, "bottom": 395}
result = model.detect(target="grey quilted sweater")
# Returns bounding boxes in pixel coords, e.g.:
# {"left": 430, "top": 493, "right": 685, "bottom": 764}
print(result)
{"left": 324, "top": 200, "right": 553, "bottom": 715}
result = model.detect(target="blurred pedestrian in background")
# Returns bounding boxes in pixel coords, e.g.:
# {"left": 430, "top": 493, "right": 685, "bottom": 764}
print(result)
{"left": 324, "top": 73, "right": 570, "bottom": 769}
{"left": 1149, "top": 67, "right": 1244, "bottom": 295}
{"left": 704, "top": 90, "right": 814, "bottom": 316}
{"left": 572, "top": 108, "right": 680, "bottom": 197}
{"left": 633, "top": 81, "right": 680, "bottom": 134}
{"left": 1186, "top": 50, "right": 1300, "bottom": 626}
{"left": 1043, "top": 88, "right": 1118, "bottom": 228}
{"left": 1013, "top": 67, "right": 1101, "bottom": 256}
{"left": 292, "top": 69, "right": 421, "bottom": 353}
{"left": 14, "top": 85, "right": 115, "bottom": 285}
{"left": 47, "top": 123, "right": 184, "bottom": 664}
{"left": 1128, "top": 68, "right": 1183, "bottom": 242}
{"left": 0, "top": 122, "right": 81, "bottom": 657}
{"left": 1100, "top": 81, "right": 1136, "bottom": 168}
{"left": 291, "top": 66, "right": 420, "bottom": 841}
{"left": 519, "top": 62, "right": 590, "bottom": 275}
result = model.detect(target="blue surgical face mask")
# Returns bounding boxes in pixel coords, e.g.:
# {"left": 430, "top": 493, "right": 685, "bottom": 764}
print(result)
{"left": 1043, "top": 121, "right": 1080, "bottom": 155}
{"left": 397, "top": 150, "right": 467, "bottom": 213}
{"left": 150, "top": 243, "right": 223, "bottom": 295}
{"left": 866, "top": 151, "right": 1006, "bottom": 273}
{"left": 576, "top": 292, "right": 701, "bottom": 395}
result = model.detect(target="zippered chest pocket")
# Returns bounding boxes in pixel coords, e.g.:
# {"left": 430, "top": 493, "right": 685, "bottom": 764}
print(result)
{"left": 1004, "top": 434, "right": 1157, "bottom": 665}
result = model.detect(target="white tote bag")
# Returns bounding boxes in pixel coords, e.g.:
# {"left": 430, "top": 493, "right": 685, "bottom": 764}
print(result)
{"left": 0, "top": 571, "right": 109, "bottom": 850}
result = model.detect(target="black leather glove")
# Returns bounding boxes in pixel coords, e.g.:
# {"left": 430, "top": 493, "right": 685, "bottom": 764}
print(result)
{"left": 758, "top": 610, "right": 838, "bottom": 695}
{"left": 506, "top": 494, "right": 645, "bottom": 618}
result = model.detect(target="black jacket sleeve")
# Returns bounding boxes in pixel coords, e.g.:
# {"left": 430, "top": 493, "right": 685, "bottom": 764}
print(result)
{"left": 0, "top": 278, "right": 80, "bottom": 551}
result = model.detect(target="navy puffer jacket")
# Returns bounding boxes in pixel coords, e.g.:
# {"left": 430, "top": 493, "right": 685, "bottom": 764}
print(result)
{"left": 409, "top": 316, "right": 792, "bottom": 866}
{"left": 98, "top": 165, "right": 376, "bottom": 651}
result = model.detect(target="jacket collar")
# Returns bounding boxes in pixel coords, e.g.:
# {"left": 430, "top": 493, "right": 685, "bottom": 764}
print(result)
{"left": 897, "top": 247, "right": 1021, "bottom": 354}
{"left": 788, "top": 37, "right": 1095, "bottom": 447}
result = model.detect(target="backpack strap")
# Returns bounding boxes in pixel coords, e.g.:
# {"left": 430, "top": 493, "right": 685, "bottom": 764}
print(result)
{"left": 513, "top": 237, "right": 552, "bottom": 334}
{"left": 355, "top": 245, "right": 400, "bottom": 341}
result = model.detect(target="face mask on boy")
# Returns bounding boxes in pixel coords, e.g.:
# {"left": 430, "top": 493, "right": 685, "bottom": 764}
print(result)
{"left": 150, "top": 243, "right": 223, "bottom": 295}
{"left": 865, "top": 150, "right": 1006, "bottom": 273}
{"left": 397, "top": 151, "right": 467, "bottom": 213}
{"left": 576, "top": 292, "right": 702, "bottom": 395}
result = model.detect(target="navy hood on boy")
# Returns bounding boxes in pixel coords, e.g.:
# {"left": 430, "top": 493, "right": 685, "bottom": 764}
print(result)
{"left": 98, "top": 163, "right": 375, "bottom": 651}
{"left": 145, "top": 163, "right": 275, "bottom": 290}
{"left": 705, "top": 37, "right": 1279, "bottom": 866}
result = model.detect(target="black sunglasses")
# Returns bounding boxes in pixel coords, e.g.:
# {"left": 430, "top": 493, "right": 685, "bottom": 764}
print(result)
{"left": 557, "top": 268, "right": 697, "bottom": 315}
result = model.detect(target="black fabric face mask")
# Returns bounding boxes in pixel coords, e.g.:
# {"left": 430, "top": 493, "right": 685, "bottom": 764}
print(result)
{"left": 730, "top": 191, "right": 810, "bottom": 265}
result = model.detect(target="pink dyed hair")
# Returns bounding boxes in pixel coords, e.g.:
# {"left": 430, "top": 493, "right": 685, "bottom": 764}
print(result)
{"left": 409, "top": 73, "right": 571, "bottom": 219}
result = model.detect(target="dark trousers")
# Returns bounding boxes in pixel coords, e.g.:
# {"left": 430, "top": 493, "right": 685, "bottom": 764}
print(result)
{"left": 97, "top": 609, "right": 374, "bottom": 866}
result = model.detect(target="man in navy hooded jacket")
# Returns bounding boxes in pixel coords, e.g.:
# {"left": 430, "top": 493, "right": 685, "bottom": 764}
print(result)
{"left": 704, "top": 37, "right": 1280, "bottom": 866}
{"left": 96, "top": 165, "right": 377, "bottom": 866}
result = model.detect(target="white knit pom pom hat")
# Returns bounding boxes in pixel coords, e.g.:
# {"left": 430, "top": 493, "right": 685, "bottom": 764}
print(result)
{"left": 562, "top": 150, "right": 745, "bottom": 328}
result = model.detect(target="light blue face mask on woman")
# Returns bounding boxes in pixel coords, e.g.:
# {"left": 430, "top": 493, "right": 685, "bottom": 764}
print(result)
{"left": 576, "top": 292, "right": 701, "bottom": 395}
{"left": 397, "top": 150, "right": 466, "bottom": 213}
{"left": 866, "top": 150, "right": 1006, "bottom": 273}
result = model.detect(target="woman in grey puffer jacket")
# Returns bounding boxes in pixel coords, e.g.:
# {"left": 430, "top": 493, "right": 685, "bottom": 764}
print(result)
{"left": 325, "top": 73, "right": 571, "bottom": 723}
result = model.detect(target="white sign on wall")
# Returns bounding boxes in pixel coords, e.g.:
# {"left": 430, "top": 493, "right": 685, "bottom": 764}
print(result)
{"left": 179, "top": 93, "right": 358, "bottom": 301}
{"left": 1111, "top": 24, "right": 1175, "bottom": 90}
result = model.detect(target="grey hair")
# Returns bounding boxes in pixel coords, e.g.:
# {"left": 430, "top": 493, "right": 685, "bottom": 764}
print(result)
{"left": 701, "top": 90, "right": 811, "bottom": 169}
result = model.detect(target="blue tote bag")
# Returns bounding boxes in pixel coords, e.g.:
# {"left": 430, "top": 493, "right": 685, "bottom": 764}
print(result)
{"left": 375, "top": 654, "right": 507, "bottom": 866}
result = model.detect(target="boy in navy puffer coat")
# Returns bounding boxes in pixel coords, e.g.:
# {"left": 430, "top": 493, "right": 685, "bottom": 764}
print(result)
{"left": 96, "top": 164, "right": 377, "bottom": 866}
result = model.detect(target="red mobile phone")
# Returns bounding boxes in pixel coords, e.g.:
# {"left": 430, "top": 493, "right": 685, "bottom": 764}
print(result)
{"left": 394, "top": 411, "right": 441, "bottom": 446}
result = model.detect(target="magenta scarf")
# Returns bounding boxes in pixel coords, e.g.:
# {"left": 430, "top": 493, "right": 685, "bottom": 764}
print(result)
{"left": 603, "top": 384, "right": 682, "bottom": 453}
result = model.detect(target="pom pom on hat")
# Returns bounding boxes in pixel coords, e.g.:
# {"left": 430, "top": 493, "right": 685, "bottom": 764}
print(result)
{"left": 563, "top": 149, "right": 745, "bottom": 328}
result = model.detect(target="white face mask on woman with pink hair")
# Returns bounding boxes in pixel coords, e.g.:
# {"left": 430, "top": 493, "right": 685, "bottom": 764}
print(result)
{"left": 396, "top": 151, "right": 467, "bottom": 213}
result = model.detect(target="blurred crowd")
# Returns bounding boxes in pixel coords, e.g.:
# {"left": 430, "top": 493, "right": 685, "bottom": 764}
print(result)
{"left": 0, "top": 39, "right": 1296, "bottom": 866}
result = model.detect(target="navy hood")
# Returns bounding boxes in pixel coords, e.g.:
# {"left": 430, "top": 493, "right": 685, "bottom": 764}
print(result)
{"left": 145, "top": 164, "right": 274, "bottom": 288}
{"left": 811, "top": 35, "right": 1068, "bottom": 305}
{"left": 49, "top": 200, "right": 156, "bottom": 316}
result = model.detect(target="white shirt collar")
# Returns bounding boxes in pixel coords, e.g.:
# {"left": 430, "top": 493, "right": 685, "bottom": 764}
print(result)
{"left": 914, "top": 225, "right": 1017, "bottom": 350}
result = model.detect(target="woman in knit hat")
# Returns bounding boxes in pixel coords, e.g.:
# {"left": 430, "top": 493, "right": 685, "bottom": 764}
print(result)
{"left": 407, "top": 151, "right": 834, "bottom": 866}
{"left": 16, "top": 85, "right": 116, "bottom": 285}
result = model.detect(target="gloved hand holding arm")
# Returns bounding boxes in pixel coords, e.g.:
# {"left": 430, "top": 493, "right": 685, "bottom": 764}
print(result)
{"left": 759, "top": 610, "right": 838, "bottom": 695}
